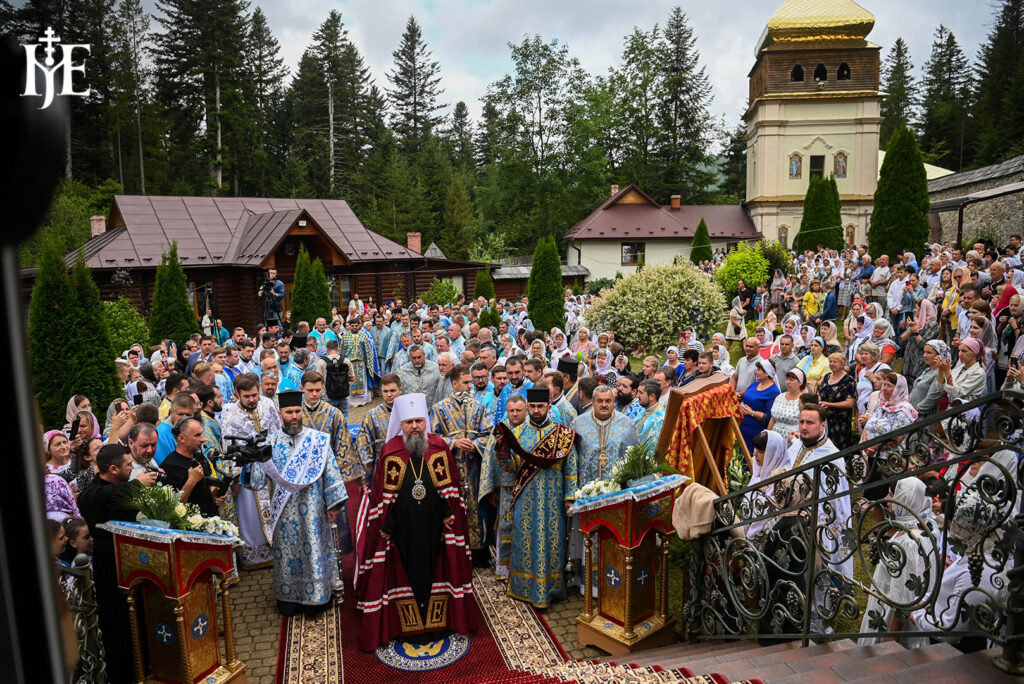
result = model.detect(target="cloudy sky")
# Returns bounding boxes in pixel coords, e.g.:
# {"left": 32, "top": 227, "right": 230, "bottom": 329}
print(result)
{"left": 144, "top": 0, "right": 993, "bottom": 127}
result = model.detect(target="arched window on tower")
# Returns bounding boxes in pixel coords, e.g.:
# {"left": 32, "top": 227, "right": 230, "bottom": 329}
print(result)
{"left": 846, "top": 225, "right": 856, "bottom": 247}
{"left": 814, "top": 64, "right": 827, "bottom": 82}
{"left": 837, "top": 63, "right": 851, "bottom": 80}
{"left": 779, "top": 226, "right": 789, "bottom": 249}
{"left": 791, "top": 65, "right": 804, "bottom": 82}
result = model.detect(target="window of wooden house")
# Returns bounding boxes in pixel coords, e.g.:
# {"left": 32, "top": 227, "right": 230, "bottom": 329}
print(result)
{"left": 791, "top": 65, "right": 804, "bottom": 82}
{"left": 810, "top": 155, "right": 825, "bottom": 179}
{"left": 329, "top": 275, "right": 351, "bottom": 310}
{"left": 814, "top": 64, "right": 827, "bottom": 82}
{"left": 837, "top": 63, "right": 851, "bottom": 80}
{"left": 621, "top": 242, "right": 645, "bottom": 266}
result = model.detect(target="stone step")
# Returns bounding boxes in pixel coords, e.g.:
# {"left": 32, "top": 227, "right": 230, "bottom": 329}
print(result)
{"left": 625, "top": 639, "right": 763, "bottom": 666}
{"left": 719, "top": 640, "right": 904, "bottom": 684}
{"left": 659, "top": 639, "right": 858, "bottom": 674}
{"left": 842, "top": 646, "right": 1024, "bottom": 684}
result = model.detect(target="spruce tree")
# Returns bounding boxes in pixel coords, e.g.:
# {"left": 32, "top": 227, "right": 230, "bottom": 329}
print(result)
{"left": 717, "top": 121, "right": 747, "bottom": 202}
{"left": 794, "top": 176, "right": 842, "bottom": 252}
{"left": 446, "top": 101, "right": 476, "bottom": 172}
{"left": 918, "top": 25, "right": 972, "bottom": 170}
{"left": 149, "top": 242, "right": 199, "bottom": 346}
{"left": 973, "top": 0, "right": 1024, "bottom": 165}
{"left": 689, "top": 218, "right": 713, "bottom": 264}
{"left": 441, "top": 175, "right": 473, "bottom": 260}
{"left": 69, "top": 255, "right": 120, "bottom": 410}
{"left": 870, "top": 127, "right": 930, "bottom": 262}
{"left": 27, "top": 235, "right": 76, "bottom": 428}
{"left": 387, "top": 16, "right": 444, "bottom": 155}
{"left": 880, "top": 38, "right": 917, "bottom": 149}
{"left": 289, "top": 245, "right": 318, "bottom": 327}
{"left": 244, "top": 7, "right": 288, "bottom": 196}
{"left": 473, "top": 267, "right": 496, "bottom": 301}
{"left": 526, "top": 236, "right": 565, "bottom": 333}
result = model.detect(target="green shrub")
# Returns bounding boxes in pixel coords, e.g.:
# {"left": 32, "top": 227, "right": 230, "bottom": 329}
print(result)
{"left": 869, "top": 126, "right": 929, "bottom": 262}
{"left": 526, "top": 235, "right": 565, "bottom": 333}
{"left": 478, "top": 307, "right": 502, "bottom": 329}
{"left": 69, "top": 255, "right": 120, "bottom": 411}
{"left": 713, "top": 242, "right": 769, "bottom": 300}
{"left": 794, "top": 175, "right": 843, "bottom": 252}
{"left": 148, "top": 242, "right": 199, "bottom": 346}
{"left": 104, "top": 296, "right": 150, "bottom": 354}
{"left": 290, "top": 245, "right": 332, "bottom": 326}
{"left": 473, "top": 267, "right": 496, "bottom": 300}
{"left": 28, "top": 234, "right": 77, "bottom": 428}
{"left": 758, "top": 240, "right": 793, "bottom": 277}
{"left": 588, "top": 264, "right": 726, "bottom": 353}
{"left": 419, "top": 277, "right": 460, "bottom": 305}
{"left": 587, "top": 277, "right": 616, "bottom": 295}
{"left": 689, "top": 218, "right": 713, "bottom": 264}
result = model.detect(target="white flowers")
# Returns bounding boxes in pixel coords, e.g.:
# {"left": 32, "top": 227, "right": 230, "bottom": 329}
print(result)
{"left": 575, "top": 478, "right": 622, "bottom": 500}
{"left": 192, "top": 516, "right": 240, "bottom": 538}
{"left": 187, "top": 514, "right": 204, "bottom": 528}
{"left": 175, "top": 503, "right": 188, "bottom": 516}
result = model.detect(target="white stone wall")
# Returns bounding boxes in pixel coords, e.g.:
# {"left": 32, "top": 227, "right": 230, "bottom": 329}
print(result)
{"left": 572, "top": 238, "right": 740, "bottom": 281}
{"left": 929, "top": 172, "right": 1024, "bottom": 247}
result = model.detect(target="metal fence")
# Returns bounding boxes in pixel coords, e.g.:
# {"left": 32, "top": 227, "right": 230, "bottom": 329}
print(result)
{"left": 684, "top": 389, "right": 1024, "bottom": 674}
{"left": 59, "top": 555, "right": 107, "bottom": 684}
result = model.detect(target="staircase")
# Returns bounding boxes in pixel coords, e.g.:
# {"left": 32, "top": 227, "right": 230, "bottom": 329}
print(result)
{"left": 449, "top": 639, "right": 1024, "bottom": 683}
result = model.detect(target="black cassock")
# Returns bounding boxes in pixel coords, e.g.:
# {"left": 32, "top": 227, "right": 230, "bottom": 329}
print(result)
{"left": 78, "top": 478, "right": 144, "bottom": 684}
{"left": 380, "top": 453, "right": 452, "bottom": 613}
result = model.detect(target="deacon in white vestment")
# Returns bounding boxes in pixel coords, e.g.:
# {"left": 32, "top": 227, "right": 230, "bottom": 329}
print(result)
{"left": 245, "top": 390, "right": 347, "bottom": 616}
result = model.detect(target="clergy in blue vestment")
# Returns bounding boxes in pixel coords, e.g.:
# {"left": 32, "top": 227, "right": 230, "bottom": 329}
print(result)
{"left": 569, "top": 386, "right": 638, "bottom": 593}
{"left": 479, "top": 395, "right": 527, "bottom": 577}
{"left": 633, "top": 380, "right": 667, "bottom": 445}
{"left": 430, "top": 365, "right": 495, "bottom": 564}
{"left": 222, "top": 374, "right": 281, "bottom": 569}
{"left": 275, "top": 339, "right": 303, "bottom": 391}
{"left": 300, "top": 370, "right": 364, "bottom": 485}
{"left": 244, "top": 391, "right": 347, "bottom": 616}
{"left": 340, "top": 317, "right": 376, "bottom": 407}
{"left": 370, "top": 315, "right": 393, "bottom": 376}
{"left": 310, "top": 318, "right": 339, "bottom": 350}
{"left": 355, "top": 374, "right": 401, "bottom": 481}
{"left": 502, "top": 387, "right": 578, "bottom": 608}
{"left": 544, "top": 372, "right": 578, "bottom": 427}
{"left": 615, "top": 375, "right": 644, "bottom": 422}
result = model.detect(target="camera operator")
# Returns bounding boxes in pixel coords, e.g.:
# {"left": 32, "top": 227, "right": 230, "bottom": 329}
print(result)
{"left": 162, "top": 417, "right": 224, "bottom": 517}
{"left": 78, "top": 443, "right": 159, "bottom": 683}
{"left": 127, "top": 422, "right": 161, "bottom": 480}
{"left": 258, "top": 267, "right": 285, "bottom": 319}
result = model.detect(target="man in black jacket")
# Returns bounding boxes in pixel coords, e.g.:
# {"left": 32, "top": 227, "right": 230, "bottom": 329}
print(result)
{"left": 161, "top": 417, "right": 224, "bottom": 517}
{"left": 79, "top": 444, "right": 158, "bottom": 683}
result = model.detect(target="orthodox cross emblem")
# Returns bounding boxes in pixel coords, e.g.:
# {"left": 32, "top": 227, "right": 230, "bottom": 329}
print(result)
{"left": 605, "top": 567, "right": 621, "bottom": 588}
{"left": 155, "top": 623, "right": 174, "bottom": 646}
{"left": 192, "top": 614, "right": 209, "bottom": 639}
{"left": 637, "top": 568, "right": 650, "bottom": 587}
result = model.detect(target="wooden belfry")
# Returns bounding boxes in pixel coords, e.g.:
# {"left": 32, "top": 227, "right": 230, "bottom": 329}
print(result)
{"left": 657, "top": 375, "right": 752, "bottom": 496}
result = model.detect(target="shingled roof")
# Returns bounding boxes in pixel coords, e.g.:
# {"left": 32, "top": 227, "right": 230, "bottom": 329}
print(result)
{"left": 70, "top": 195, "right": 420, "bottom": 269}
{"left": 562, "top": 184, "right": 759, "bottom": 241}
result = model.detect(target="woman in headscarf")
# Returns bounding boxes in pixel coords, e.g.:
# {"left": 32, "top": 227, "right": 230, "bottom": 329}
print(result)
{"left": 680, "top": 326, "right": 704, "bottom": 353}
{"left": 44, "top": 430, "right": 72, "bottom": 475}
{"left": 745, "top": 430, "right": 794, "bottom": 543}
{"left": 592, "top": 348, "right": 616, "bottom": 385}
{"left": 900, "top": 298, "right": 939, "bottom": 387}
{"left": 869, "top": 318, "right": 899, "bottom": 367}
{"left": 726, "top": 296, "right": 746, "bottom": 350}
{"left": 799, "top": 324, "right": 816, "bottom": 354}
{"left": 818, "top": 320, "right": 841, "bottom": 356}
{"left": 797, "top": 337, "right": 830, "bottom": 392}
{"left": 548, "top": 328, "right": 572, "bottom": 368}
{"left": 529, "top": 338, "right": 549, "bottom": 363}
{"left": 858, "top": 476, "right": 936, "bottom": 648}
{"left": 938, "top": 336, "right": 987, "bottom": 403}
{"left": 768, "top": 367, "right": 805, "bottom": 444}
{"left": 755, "top": 326, "right": 774, "bottom": 360}
{"left": 996, "top": 293, "right": 1023, "bottom": 388}
{"left": 664, "top": 346, "right": 682, "bottom": 374}
{"left": 846, "top": 314, "right": 874, "bottom": 366}
{"left": 777, "top": 318, "right": 803, "bottom": 355}
{"left": 859, "top": 371, "right": 919, "bottom": 500}
{"left": 909, "top": 340, "right": 947, "bottom": 416}
{"left": 571, "top": 327, "right": 597, "bottom": 357}
{"left": 62, "top": 395, "right": 92, "bottom": 432}
{"left": 770, "top": 269, "right": 788, "bottom": 309}
{"left": 712, "top": 343, "right": 734, "bottom": 376}
{"left": 738, "top": 360, "right": 781, "bottom": 457}
{"left": 928, "top": 266, "right": 953, "bottom": 306}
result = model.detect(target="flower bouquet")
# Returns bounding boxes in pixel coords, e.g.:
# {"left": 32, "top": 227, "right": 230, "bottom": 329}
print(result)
{"left": 119, "top": 484, "right": 239, "bottom": 538}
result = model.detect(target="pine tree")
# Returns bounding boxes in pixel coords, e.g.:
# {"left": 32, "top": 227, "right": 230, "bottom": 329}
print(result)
{"left": 918, "top": 25, "right": 973, "bottom": 170}
{"left": 110, "top": 0, "right": 151, "bottom": 193}
{"left": 441, "top": 175, "right": 473, "bottom": 260}
{"left": 610, "top": 26, "right": 666, "bottom": 196}
{"left": 880, "top": 38, "right": 918, "bottom": 149}
{"left": 689, "top": 217, "right": 712, "bottom": 263}
{"left": 973, "top": 0, "right": 1024, "bottom": 165}
{"left": 473, "top": 267, "right": 496, "bottom": 300}
{"left": 27, "top": 235, "right": 77, "bottom": 428}
{"left": 417, "top": 130, "right": 453, "bottom": 245}
{"left": 290, "top": 245, "right": 331, "bottom": 326}
{"left": 243, "top": 7, "right": 288, "bottom": 196}
{"left": 526, "top": 236, "right": 565, "bottom": 333}
{"left": 149, "top": 242, "right": 199, "bottom": 346}
{"left": 69, "top": 255, "right": 120, "bottom": 410}
{"left": 446, "top": 101, "right": 476, "bottom": 171}
{"left": 387, "top": 16, "right": 445, "bottom": 155}
{"left": 870, "top": 127, "right": 930, "bottom": 262}
{"left": 716, "top": 121, "right": 746, "bottom": 202}
{"left": 656, "top": 6, "right": 716, "bottom": 203}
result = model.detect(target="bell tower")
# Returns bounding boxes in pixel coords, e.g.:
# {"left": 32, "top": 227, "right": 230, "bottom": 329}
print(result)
{"left": 745, "top": 0, "right": 882, "bottom": 250}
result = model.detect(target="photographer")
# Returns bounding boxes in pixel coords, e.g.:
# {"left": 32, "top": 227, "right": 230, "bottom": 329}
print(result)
{"left": 161, "top": 417, "right": 223, "bottom": 517}
{"left": 127, "top": 422, "right": 160, "bottom": 480}
{"left": 78, "top": 444, "right": 158, "bottom": 683}
{"left": 258, "top": 267, "right": 285, "bottom": 319}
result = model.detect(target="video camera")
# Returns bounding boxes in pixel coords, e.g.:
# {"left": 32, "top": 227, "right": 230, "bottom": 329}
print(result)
{"left": 223, "top": 431, "right": 273, "bottom": 467}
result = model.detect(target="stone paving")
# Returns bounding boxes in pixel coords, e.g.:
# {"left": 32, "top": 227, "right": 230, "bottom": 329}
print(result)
{"left": 535, "top": 591, "right": 605, "bottom": 661}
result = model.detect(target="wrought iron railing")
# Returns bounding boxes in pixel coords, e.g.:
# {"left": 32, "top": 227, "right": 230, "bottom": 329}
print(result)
{"left": 59, "top": 554, "right": 107, "bottom": 684}
{"left": 684, "top": 389, "right": 1024, "bottom": 674}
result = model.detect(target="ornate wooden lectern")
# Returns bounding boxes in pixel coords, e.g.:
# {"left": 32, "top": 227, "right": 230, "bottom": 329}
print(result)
{"left": 569, "top": 474, "right": 687, "bottom": 655}
{"left": 99, "top": 521, "right": 246, "bottom": 684}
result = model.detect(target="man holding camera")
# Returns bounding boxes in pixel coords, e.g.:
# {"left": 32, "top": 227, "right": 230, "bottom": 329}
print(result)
{"left": 258, "top": 268, "right": 285, "bottom": 321}
{"left": 161, "top": 417, "right": 224, "bottom": 517}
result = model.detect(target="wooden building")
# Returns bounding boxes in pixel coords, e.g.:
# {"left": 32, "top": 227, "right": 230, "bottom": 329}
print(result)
{"left": 25, "top": 195, "right": 484, "bottom": 331}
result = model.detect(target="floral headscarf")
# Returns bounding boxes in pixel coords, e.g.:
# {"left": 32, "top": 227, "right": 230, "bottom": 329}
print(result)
{"left": 878, "top": 374, "right": 918, "bottom": 421}
{"left": 593, "top": 348, "right": 613, "bottom": 375}
{"left": 924, "top": 339, "right": 950, "bottom": 363}
{"left": 916, "top": 298, "right": 937, "bottom": 330}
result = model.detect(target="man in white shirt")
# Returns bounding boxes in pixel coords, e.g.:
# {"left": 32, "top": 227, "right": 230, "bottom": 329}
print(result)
{"left": 886, "top": 264, "right": 908, "bottom": 330}
{"left": 870, "top": 255, "right": 891, "bottom": 307}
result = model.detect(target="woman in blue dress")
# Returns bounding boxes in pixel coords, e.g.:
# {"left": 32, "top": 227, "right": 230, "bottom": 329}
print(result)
{"left": 738, "top": 359, "right": 781, "bottom": 458}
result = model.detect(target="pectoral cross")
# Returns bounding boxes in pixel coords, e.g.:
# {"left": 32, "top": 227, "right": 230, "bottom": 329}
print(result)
{"left": 598, "top": 448, "right": 608, "bottom": 480}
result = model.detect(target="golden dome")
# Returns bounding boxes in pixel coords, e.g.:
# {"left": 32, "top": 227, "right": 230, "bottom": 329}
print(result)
{"left": 758, "top": 0, "right": 874, "bottom": 52}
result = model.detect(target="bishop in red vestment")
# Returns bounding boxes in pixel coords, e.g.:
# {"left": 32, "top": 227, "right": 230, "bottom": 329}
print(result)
{"left": 354, "top": 393, "right": 477, "bottom": 651}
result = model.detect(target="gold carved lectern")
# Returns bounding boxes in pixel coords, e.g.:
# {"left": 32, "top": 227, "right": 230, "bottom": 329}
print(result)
{"left": 569, "top": 474, "right": 687, "bottom": 655}
{"left": 100, "top": 521, "right": 246, "bottom": 684}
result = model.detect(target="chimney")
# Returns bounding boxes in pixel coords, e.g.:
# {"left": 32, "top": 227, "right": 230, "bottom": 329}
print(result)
{"left": 670, "top": 195, "right": 681, "bottom": 210}
{"left": 407, "top": 231, "right": 422, "bottom": 255}
{"left": 610, "top": 184, "right": 619, "bottom": 196}
{"left": 90, "top": 215, "right": 106, "bottom": 236}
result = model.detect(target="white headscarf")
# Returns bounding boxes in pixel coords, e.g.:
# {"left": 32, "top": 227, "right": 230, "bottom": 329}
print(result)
{"left": 891, "top": 477, "right": 930, "bottom": 528}
{"left": 385, "top": 393, "right": 432, "bottom": 442}
{"left": 747, "top": 431, "right": 794, "bottom": 539}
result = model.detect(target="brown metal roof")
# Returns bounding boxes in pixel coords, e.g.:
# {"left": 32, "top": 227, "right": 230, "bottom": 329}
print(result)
{"left": 73, "top": 195, "right": 420, "bottom": 269}
{"left": 562, "top": 184, "right": 760, "bottom": 241}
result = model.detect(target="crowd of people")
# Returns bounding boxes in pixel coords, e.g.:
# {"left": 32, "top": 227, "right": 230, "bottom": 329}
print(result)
{"left": 40, "top": 235, "right": 1024, "bottom": 678}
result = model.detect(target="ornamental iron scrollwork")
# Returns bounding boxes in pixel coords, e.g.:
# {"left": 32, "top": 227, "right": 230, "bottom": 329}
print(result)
{"left": 685, "top": 389, "right": 1024, "bottom": 674}
{"left": 59, "top": 554, "right": 108, "bottom": 684}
